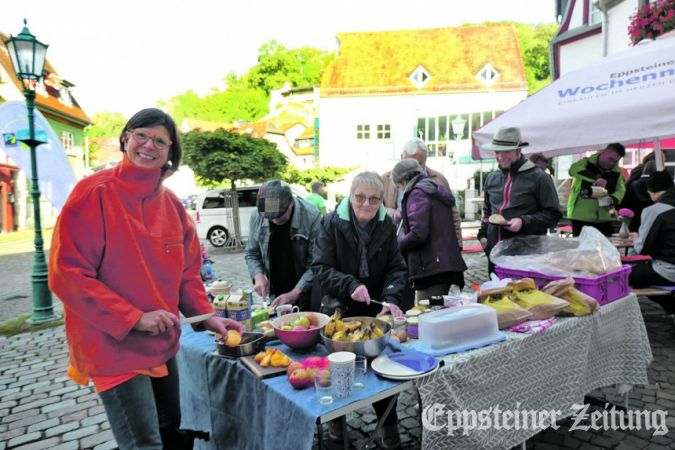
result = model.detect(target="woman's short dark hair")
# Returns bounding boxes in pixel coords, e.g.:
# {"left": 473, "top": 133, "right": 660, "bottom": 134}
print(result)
{"left": 119, "top": 108, "right": 182, "bottom": 171}
{"left": 391, "top": 159, "right": 423, "bottom": 184}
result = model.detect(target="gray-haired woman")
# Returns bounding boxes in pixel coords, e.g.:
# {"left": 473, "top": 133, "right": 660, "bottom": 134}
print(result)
{"left": 312, "top": 171, "right": 406, "bottom": 448}
{"left": 392, "top": 159, "right": 466, "bottom": 300}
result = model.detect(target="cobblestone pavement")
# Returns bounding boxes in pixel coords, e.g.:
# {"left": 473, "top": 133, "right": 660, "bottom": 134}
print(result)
{"left": 1, "top": 234, "right": 674, "bottom": 449}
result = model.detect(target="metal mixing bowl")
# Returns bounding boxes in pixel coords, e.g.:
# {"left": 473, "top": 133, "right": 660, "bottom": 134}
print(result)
{"left": 320, "top": 316, "right": 390, "bottom": 358}
{"left": 215, "top": 332, "right": 266, "bottom": 358}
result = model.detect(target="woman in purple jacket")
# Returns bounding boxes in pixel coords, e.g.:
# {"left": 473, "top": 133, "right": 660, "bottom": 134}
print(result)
{"left": 392, "top": 159, "right": 467, "bottom": 301}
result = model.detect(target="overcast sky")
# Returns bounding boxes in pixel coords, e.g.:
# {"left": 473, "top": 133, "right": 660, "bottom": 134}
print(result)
{"left": 0, "top": 0, "right": 557, "bottom": 118}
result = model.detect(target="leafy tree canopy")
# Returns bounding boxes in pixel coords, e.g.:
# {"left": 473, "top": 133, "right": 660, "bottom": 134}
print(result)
{"left": 86, "top": 112, "right": 128, "bottom": 166}
{"left": 246, "top": 40, "right": 335, "bottom": 95}
{"left": 281, "top": 166, "right": 354, "bottom": 191}
{"left": 182, "top": 129, "right": 288, "bottom": 188}
{"left": 513, "top": 23, "right": 558, "bottom": 95}
{"left": 161, "top": 41, "right": 334, "bottom": 124}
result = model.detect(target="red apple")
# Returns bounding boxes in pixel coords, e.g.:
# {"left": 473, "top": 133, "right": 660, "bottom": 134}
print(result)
{"left": 288, "top": 368, "right": 313, "bottom": 389}
{"left": 286, "top": 361, "right": 304, "bottom": 378}
{"left": 306, "top": 312, "right": 318, "bottom": 327}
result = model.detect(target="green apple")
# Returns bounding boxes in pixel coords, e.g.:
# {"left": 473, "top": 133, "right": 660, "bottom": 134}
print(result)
{"left": 294, "top": 316, "right": 310, "bottom": 329}
{"left": 281, "top": 325, "right": 293, "bottom": 330}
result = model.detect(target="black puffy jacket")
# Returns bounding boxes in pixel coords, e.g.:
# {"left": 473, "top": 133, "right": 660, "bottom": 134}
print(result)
{"left": 312, "top": 199, "right": 407, "bottom": 317}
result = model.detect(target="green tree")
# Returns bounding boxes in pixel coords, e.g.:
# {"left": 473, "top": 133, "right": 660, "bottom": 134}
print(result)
{"left": 281, "top": 166, "right": 354, "bottom": 191}
{"left": 246, "top": 40, "right": 335, "bottom": 95}
{"left": 86, "top": 112, "right": 127, "bottom": 166}
{"left": 182, "top": 129, "right": 288, "bottom": 187}
{"left": 513, "top": 23, "right": 558, "bottom": 95}
{"left": 182, "top": 129, "right": 288, "bottom": 245}
{"left": 161, "top": 41, "right": 334, "bottom": 123}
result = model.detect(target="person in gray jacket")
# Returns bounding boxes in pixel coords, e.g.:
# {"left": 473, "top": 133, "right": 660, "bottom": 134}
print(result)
{"left": 245, "top": 180, "right": 321, "bottom": 310}
{"left": 478, "top": 127, "right": 562, "bottom": 274}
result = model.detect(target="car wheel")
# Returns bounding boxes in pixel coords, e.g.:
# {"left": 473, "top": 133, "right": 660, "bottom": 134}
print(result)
{"left": 208, "top": 226, "right": 229, "bottom": 247}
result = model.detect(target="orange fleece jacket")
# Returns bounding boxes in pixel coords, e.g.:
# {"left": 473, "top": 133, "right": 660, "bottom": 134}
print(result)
{"left": 49, "top": 155, "right": 213, "bottom": 377}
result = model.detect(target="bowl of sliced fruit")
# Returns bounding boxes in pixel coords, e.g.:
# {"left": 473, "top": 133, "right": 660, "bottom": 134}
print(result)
{"left": 272, "top": 312, "right": 330, "bottom": 350}
{"left": 320, "top": 311, "right": 390, "bottom": 358}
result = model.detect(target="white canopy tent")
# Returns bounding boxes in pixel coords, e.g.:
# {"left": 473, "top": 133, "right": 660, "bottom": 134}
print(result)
{"left": 473, "top": 36, "right": 675, "bottom": 171}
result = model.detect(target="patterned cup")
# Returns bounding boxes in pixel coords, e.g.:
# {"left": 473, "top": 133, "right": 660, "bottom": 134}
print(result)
{"left": 328, "top": 351, "right": 355, "bottom": 399}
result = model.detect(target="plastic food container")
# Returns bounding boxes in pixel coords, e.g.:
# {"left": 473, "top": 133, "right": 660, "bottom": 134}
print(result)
{"left": 417, "top": 304, "right": 502, "bottom": 352}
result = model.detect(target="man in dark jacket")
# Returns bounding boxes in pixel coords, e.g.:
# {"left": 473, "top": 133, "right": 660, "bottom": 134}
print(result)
{"left": 478, "top": 127, "right": 562, "bottom": 274}
{"left": 392, "top": 159, "right": 467, "bottom": 301}
{"left": 245, "top": 180, "right": 321, "bottom": 311}
{"left": 620, "top": 160, "right": 656, "bottom": 232}
{"left": 629, "top": 171, "right": 675, "bottom": 288}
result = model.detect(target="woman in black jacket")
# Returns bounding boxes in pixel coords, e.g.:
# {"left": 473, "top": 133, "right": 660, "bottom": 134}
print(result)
{"left": 312, "top": 171, "right": 406, "bottom": 449}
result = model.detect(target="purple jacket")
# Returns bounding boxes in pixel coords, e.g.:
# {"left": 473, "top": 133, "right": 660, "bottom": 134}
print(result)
{"left": 398, "top": 175, "right": 467, "bottom": 282}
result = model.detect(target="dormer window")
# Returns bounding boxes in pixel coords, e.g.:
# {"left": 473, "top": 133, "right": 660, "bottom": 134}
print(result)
{"left": 60, "top": 88, "right": 73, "bottom": 107}
{"left": 409, "top": 65, "right": 431, "bottom": 89}
{"left": 476, "top": 63, "right": 499, "bottom": 85}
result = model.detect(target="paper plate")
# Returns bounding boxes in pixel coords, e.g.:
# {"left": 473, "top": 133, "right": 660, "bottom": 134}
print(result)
{"left": 371, "top": 351, "right": 439, "bottom": 379}
{"left": 374, "top": 364, "right": 441, "bottom": 381}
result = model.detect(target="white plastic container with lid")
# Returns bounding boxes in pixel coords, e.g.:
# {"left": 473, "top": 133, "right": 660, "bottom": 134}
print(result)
{"left": 416, "top": 303, "right": 504, "bottom": 353}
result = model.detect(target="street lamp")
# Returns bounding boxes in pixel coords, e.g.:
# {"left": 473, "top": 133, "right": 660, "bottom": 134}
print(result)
{"left": 5, "top": 19, "right": 56, "bottom": 323}
{"left": 451, "top": 115, "right": 466, "bottom": 141}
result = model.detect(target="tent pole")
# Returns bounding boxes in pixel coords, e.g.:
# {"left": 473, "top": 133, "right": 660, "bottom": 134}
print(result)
{"left": 654, "top": 139, "right": 664, "bottom": 171}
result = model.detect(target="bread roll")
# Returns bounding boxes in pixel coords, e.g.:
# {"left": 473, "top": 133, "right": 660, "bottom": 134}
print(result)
{"left": 489, "top": 214, "right": 507, "bottom": 225}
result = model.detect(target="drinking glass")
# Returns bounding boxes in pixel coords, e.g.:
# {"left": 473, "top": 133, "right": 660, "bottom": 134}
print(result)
{"left": 315, "top": 368, "right": 334, "bottom": 405}
{"left": 354, "top": 356, "right": 367, "bottom": 389}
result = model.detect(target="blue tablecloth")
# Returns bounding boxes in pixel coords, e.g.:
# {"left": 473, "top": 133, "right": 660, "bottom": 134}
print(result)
{"left": 177, "top": 326, "right": 405, "bottom": 450}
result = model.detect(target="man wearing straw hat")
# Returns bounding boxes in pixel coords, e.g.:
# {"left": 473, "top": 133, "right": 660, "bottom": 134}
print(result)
{"left": 478, "top": 127, "right": 562, "bottom": 274}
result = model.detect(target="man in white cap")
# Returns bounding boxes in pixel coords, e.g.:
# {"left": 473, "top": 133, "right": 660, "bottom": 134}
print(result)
{"left": 478, "top": 127, "right": 562, "bottom": 274}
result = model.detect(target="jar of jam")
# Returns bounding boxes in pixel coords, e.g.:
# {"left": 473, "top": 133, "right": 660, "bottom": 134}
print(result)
{"left": 429, "top": 295, "right": 444, "bottom": 311}
{"left": 406, "top": 317, "right": 419, "bottom": 340}
{"left": 392, "top": 317, "right": 408, "bottom": 343}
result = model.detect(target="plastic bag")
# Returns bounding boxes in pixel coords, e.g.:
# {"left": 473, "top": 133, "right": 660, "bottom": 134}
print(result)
{"left": 478, "top": 286, "right": 532, "bottom": 329}
{"left": 509, "top": 279, "right": 570, "bottom": 320}
{"left": 490, "top": 227, "right": 621, "bottom": 277}
{"left": 542, "top": 277, "right": 599, "bottom": 316}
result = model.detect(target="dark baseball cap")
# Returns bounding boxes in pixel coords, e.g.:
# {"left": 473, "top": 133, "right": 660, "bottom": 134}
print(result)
{"left": 256, "top": 180, "right": 292, "bottom": 219}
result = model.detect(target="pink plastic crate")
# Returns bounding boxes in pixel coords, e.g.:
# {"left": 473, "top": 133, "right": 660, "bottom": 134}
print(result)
{"left": 494, "top": 265, "right": 632, "bottom": 305}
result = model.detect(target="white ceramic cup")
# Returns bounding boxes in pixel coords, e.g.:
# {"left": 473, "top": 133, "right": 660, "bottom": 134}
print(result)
{"left": 328, "top": 352, "right": 355, "bottom": 399}
{"left": 276, "top": 304, "right": 300, "bottom": 316}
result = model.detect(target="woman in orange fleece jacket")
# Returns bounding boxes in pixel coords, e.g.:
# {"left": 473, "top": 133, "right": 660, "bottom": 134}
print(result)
{"left": 49, "top": 108, "right": 242, "bottom": 450}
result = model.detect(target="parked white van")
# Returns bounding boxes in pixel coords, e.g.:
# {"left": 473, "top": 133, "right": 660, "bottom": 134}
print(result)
{"left": 193, "top": 184, "right": 308, "bottom": 247}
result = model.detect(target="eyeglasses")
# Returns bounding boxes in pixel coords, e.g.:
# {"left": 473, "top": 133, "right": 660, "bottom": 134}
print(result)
{"left": 128, "top": 130, "right": 172, "bottom": 151}
{"left": 353, "top": 194, "right": 382, "bottom": 205}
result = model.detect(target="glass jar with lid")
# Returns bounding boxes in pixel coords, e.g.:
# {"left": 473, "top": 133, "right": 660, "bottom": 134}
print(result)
{"left": 392, "top": 317, "right": 408, "bottom": 343}
{"left": 405, "top": 310, "right": 422, "bottom": 339}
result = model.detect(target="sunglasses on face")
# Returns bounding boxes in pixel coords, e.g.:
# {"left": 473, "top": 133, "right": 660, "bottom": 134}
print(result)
{"left": 353, "top": 194, "right": 382, "bottom": 205}
{"left": 128, "top": 130, "right": 172, "bottom": 151}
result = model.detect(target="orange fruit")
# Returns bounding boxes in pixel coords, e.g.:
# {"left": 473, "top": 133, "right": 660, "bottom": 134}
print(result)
{"left": 225, "top": 329, "right": 242, "bottom": 347}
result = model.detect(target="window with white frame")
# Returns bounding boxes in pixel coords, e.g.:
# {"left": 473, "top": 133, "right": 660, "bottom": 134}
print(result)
{"left": 356, "top": 124, "right": 370, "bottom": 140}
{"left": 415, "top": 110, "right": 505, "bottom": 158}
{"left": 376, "top": 124, "right": 391, "bottom": 140}
{"left": 589, "top": 1, "right": 602, "bottom": 24}
{"left": 409, "top": 65, "right": 432, "bottom": 89}
{"left": 61, "top": 131, "right": 74, "bottom": 152}
{"left": 476, "top": 63, "right": 499, "bottom": 85}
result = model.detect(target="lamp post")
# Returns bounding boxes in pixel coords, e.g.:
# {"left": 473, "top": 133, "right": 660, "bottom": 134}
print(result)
{"left": 5, "top": 20, "right": 56, "bottom": 323}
